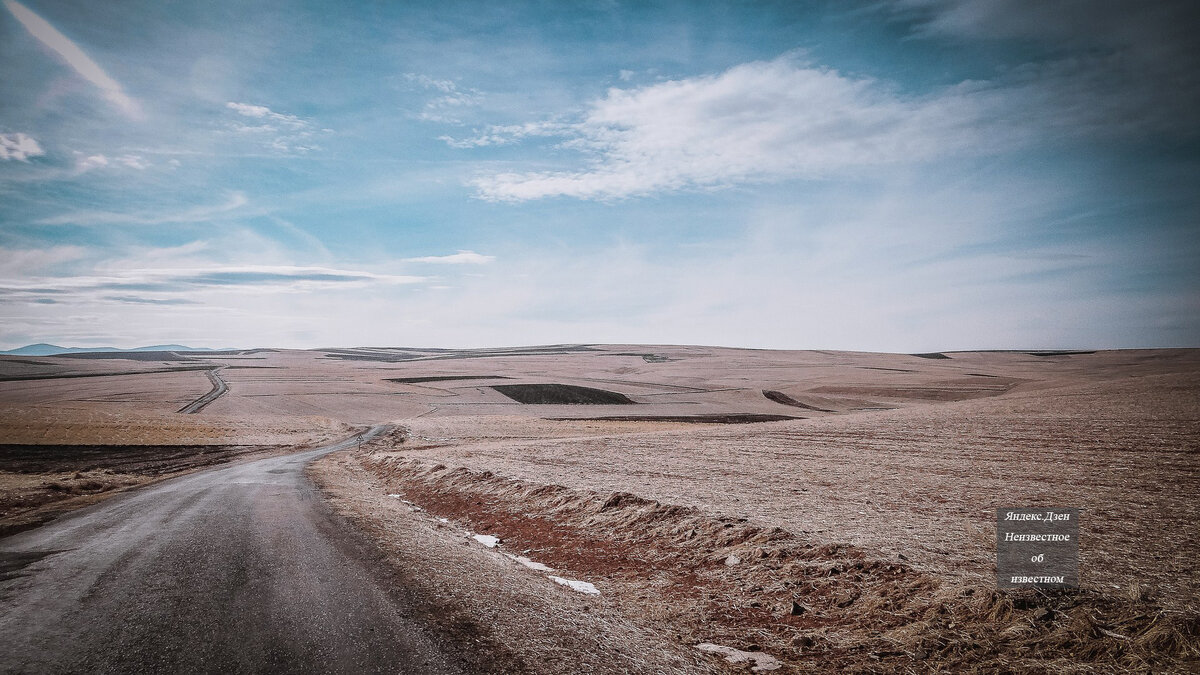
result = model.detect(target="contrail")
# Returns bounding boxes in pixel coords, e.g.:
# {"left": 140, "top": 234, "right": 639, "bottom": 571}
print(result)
{"left": 3, "top": 0, "right": 141, "bottom": 119}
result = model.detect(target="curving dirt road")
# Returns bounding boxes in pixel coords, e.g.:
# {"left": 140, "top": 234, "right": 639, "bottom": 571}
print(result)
{"left": 177, "top": 366, "right": 228, "bottom": 414}
{"left": 0, "top": 427, "right": 472, "bottom": 674}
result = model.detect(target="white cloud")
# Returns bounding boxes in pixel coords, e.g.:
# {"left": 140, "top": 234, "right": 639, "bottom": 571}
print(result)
{"left": 226, "top": 102, "right": 273, "bottom": 118}
{"left": 75, "top": 154, "right": 108, "bottom": 171}
{"left": 404, "top": 73, "right": 482, "bottom": 123}
{"left": 439, "top": 121, "right": 569, "bottom": 149}
{"left": 0, "top": 245, "right": 87, "bottom": 276}
{"left": 468, "top": 56, "right": 1003, "bottom": 201}
{"left": 402, "top": 250, "right": 495, "bottom": 265}
{"left": 0, "top": 132, "right": 44, "bottom": 161}
{"left": 466, "top": 36, "right": 1200, "bottom": 202}
{"left": 73, "top": 152, "right": 148, "bottom": 172}
{"left": 112, "top": 154, "right": 148, "bottom": 169}
{"left": 404, "top": 73, "right": 458, "bottom": 93}
{"left": 224, "top": 102, "right": 322, "bottom": 153}
{"left": 3, "top": 0, "right": 141, "bottom": 119}
{"left": 226, "top": 102, "right": 309, "bottom": 129}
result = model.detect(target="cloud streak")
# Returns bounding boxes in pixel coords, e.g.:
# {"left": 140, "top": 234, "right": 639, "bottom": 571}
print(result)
{"left": 73, "top": 152, "right": 149, "bottom": 172}
{"left": 402, "top": 250, "right": 495, "bottom": 264}
{"left": 0, "top": 265, "right": 427, "bottom": 299}
{"left": 3, "top": 0, "right": 141, "bottom": 118}
{"left": 37, "top": 192, "right": 249, "bottom": 226}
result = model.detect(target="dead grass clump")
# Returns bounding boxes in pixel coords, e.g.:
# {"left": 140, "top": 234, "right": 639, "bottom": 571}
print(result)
{"left": 894, "top": 585, "right": 1200, "bottom": 671}
{"left": 39, "top": 476, "right": 112, "bottom": 494}
{"left": 358, "top": 456, "right": 1200, "bottom": 672}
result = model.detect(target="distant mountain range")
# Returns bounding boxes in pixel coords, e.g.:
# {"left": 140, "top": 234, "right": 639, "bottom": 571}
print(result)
{"left": 0, "top": 343, "right": 222, "bottom": 356}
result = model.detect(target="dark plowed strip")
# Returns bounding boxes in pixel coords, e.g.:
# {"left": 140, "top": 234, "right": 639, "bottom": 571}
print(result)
{"left": 386, "top": 376, "right": 511, "bottom": 384}
{"left": 763, "top": 390, "right": 835, "bottom": 412}
{"left": 492, "top": 384, "right": 634, "bottom": 405}
{"left": 0, "top": 366, "right": 212, "bottom": 382}
{"left": 55, "top": 351, "right": 196, "bottom": 361}
{"left": 549, "top": 413, "right": 799, "bottom": 424}
{"left": 0, "top": 444, "right": 277, "bottom": 474}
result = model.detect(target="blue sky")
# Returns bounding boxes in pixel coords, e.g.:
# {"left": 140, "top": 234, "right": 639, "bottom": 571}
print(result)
{"left": 1, "top": 0, "right": 1197, "bottom": 350}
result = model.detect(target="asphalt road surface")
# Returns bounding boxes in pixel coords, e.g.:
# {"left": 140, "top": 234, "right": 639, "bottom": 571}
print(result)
{"left": 0, "top": 427, "right": 471, "bottom": 674}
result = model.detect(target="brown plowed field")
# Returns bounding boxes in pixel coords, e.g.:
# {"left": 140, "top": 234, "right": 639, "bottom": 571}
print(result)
{"left": 3, "top": 345, "right": 1197, "bottom": 671}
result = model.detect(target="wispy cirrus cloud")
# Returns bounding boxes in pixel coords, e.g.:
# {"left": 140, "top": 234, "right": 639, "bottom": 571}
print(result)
{"left": 102, "top": 296, "right": 200, "bottom": 306}
{"left": 439, "top": 121, "right": 568, "bottom": 149}
{"left": 3, "top": 0, "right": 141, "bottom": 119}
{"left": 402, "top": 250, "right": 495, "bottom": 264}
{"left": 74, "top": 152, "right": 149, "bottom": 172}
{"left": 0, "top": 265, "right": 427, "bottom": 301}
{"left": 0, "top": 245, "right": 87, "bottom": 276}
{"left": 225, "top": 102, "right": 325, "bottom": 153}
{"left": 0, "top": 132, "right": 44, "bottom": 161}
{"left": 37, "top": 192, "right": 249, "bottom": 226}
{"left": 404, "top": 73, "right": 482, "bottom": 123}
{"left": 226, "top": 102, "right": 309, "bottom": 128}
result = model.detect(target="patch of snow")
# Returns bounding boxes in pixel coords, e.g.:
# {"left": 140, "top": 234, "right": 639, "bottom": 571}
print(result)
{"left": 472, "top": 534, "right": 501, "bottom": 548}
{"left": 505, "top": 554, "right": 554, "bottom": 572}
{"left": 696, "top": 644, "right": 782, "bottom": 672}
{"left": 386, "top": 494, "right": 401, "bottom": 498}
{"left": 548, "top": 575, "right": 600, "bottom": 595}
{"left": 437, "top": 517, "right": 450, "bottom": 524}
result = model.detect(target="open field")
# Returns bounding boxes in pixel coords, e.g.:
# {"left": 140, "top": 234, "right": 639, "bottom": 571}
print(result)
{"left": 2, "top": 345, "right": 1198, "bottom": 671}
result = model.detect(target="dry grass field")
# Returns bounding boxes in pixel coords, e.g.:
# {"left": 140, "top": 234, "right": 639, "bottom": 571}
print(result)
{"left": 2, "top": 345, "right": 1198, "bottom": 671}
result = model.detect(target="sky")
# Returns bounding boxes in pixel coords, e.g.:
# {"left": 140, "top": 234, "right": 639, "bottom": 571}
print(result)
{"left": 1, "top": 0, "right": 1197, "bottom": 351}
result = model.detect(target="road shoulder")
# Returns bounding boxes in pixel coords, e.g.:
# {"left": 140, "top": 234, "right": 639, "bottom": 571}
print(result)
{"left": 309, "top": 450, "right": 715, "bottom": 675}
